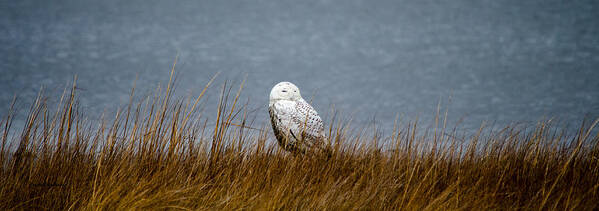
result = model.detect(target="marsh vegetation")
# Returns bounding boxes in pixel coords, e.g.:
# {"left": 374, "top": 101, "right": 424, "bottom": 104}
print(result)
{"left": 1, "top": 71, "right": 598, "bottom": 210}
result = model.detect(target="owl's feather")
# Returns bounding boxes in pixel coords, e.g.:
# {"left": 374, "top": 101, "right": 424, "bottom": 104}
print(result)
{"left": 269, "top": 99, "right": 325, "bottom": 153}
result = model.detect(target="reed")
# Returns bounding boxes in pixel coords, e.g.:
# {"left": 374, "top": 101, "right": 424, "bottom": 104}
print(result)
{"left": 1, "top": 69, "right": 598, "bottom": 210}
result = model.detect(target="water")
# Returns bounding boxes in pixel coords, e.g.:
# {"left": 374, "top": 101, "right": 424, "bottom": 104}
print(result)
{"left": 1, "top": 0, "right": 598, "bottom": 137}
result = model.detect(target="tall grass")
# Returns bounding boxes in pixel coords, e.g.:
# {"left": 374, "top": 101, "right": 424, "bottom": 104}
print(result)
{"left": 1, "top": 70, "right": 598, "bottom": 210}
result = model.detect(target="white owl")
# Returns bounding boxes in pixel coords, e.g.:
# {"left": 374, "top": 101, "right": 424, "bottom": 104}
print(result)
{"left": 268, "top": 82, "right": 328, "bottom": 154}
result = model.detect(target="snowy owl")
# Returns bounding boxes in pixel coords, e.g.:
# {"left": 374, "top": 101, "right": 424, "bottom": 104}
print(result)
{"left": 268, "top": 82, "right": 328, "bottom": 154}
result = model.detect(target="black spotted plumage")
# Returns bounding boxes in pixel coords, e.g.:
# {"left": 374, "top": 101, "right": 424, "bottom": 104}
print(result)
{"left": 268, "top": 82, "right": 330, "bottom": 155}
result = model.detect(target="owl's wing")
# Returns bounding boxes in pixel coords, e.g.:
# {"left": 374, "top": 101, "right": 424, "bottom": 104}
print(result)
{"left": 293, "top": 99, "right": 326, "bottom": 147}
{"left": 271, "top": 100, "right": 326, "bottom": 151}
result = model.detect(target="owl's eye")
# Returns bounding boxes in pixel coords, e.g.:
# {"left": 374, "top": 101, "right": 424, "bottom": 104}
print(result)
{"left": 281, "top": 90, "right": 287, "bottom": 93}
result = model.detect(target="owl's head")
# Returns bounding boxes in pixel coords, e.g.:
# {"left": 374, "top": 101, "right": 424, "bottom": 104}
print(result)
{"left": 269, "top": 81, "right": 302, "bottom": 103}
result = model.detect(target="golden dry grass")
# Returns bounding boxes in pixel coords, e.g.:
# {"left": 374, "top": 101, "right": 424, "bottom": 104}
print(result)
{"left": 1, "top": 70, "right": 598, "bottom": 210}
